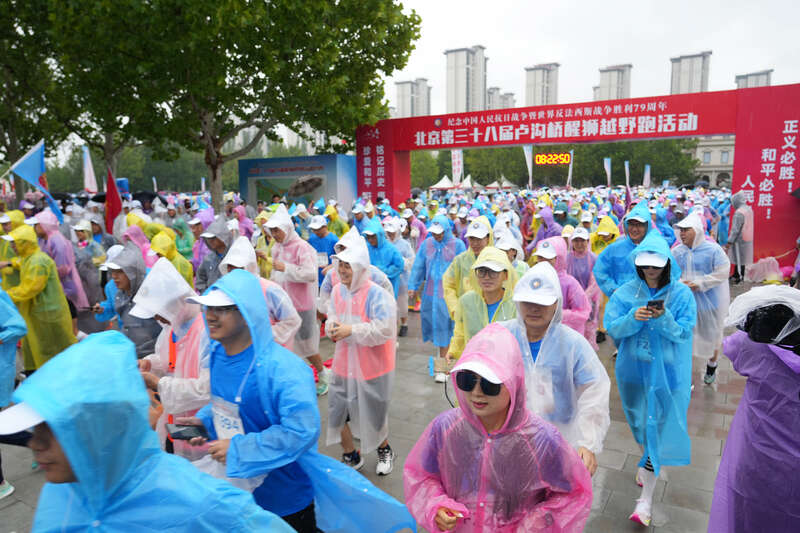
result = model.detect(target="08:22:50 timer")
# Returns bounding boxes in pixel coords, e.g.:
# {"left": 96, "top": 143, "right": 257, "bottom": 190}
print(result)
{"left": 534, "top": 152, "right": 572, "bottom": 165}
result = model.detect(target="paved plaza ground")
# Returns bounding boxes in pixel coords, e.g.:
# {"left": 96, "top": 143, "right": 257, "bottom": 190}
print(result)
{"left": 1, "top": 283, "right": 752, "bottom": 532}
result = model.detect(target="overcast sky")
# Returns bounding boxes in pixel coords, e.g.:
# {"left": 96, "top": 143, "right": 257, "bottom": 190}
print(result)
{"left": 384, "top": 0, "right": 800, "bottom": 113}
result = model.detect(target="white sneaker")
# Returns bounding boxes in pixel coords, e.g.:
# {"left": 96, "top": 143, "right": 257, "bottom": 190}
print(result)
{"left": 0, "top": 480, "right": 15, "bottom": 501}
{"left": 629, "top": 497, "right": 652, "bottom": 526}
{"left": 376, "top": 446, "right": 395, "bottom": 475}
{"left": 434, "top": 372, "right": 447, "bottom": 383}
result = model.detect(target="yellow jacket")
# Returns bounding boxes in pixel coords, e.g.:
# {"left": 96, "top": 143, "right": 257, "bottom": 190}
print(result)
{"left": 442, "top": 216, "right": 494, "bottom": 317}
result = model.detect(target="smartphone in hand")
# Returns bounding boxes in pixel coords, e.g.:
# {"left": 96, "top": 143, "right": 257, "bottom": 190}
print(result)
{"left": 646, "top": 299, "right": 664, "bottom": 311}
{"left": 165, "top": 424, "right": 210, "bottom": 441}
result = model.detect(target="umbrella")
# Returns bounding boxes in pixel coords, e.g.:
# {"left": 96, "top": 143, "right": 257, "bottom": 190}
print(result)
{"left": 91, "top": 193, "right": 107, "bottom": 203}
{"left": 287, "top": 175, "right": 323, "bottom": 197}
{"left": 132, "top": 190, "right": 169, "bottom": 206}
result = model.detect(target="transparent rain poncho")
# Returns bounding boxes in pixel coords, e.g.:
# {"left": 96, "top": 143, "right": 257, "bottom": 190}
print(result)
{"left": 541, "top": 237, "right": 591, "bottom": 336}
{"left": 37, "top": 210, "right": 89, "bottom": 309}
{"left": 403, "top": 323, "right": 593, "bottom": 532}
{"left": 122, "top": 224, "right": 158, "bottom": 268}
{"left": 219, "top": 237, "right": 301, "bottom": 348}
{"left": 671, "top": 213, "right": 731, "bottom": 357}
{"left": 449, "top": 246, "right": 518, "bottom": 358}
{"left": 14, "top": 331, "right": 294, "bottom": 532}
{"left": 592, "top": 201, "right": 652, "bottom": 297}
{"left": 135, "top": 258, "right": 210, "bottom": 460}
{"left": 324, "top": 235, "right": 397, "bottom": 454}
{"left": 604, "top": 231, "right": 696, "bottom": 475}
{"left": 409, "top": 216, "right": 466, "bottom": 347}
{"left": 112, "top": 244, "right": 163, "bottom": 358}
{"left": 498, "top": 263, "right": 610, "bottom": 454}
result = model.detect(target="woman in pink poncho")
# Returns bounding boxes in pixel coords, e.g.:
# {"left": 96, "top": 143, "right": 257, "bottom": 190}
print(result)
{"left": 122, "top": 225, "right": 157, "bottom": 268}
{"left": 34, "top": 210, "right": 89, "bottom": 310}
{"left": 233, "top": 205, "right": 255, "bottom": 239}
{"left": 403, "top": 323, "right": 592, "bottom": 532}
{"left": 566, "top": 228, "right": 602, "bottom": 349}
{"left": 533, "top": 236, "right": 591, "bottom": 337}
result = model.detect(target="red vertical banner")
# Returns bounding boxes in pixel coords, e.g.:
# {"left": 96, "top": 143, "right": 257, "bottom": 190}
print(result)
{"left": 731, "top": 85, "right": 800, "bottom": 264}
{"left": 355, "top": 122, "right": 408, "bottom": 206}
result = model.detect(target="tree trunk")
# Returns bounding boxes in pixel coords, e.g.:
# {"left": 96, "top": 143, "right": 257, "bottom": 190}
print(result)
{"left": 102, "top": 132, "right": 121, "bottom": 177}
{"left": 209, "top": 162, "right": 223, "bottom": 213}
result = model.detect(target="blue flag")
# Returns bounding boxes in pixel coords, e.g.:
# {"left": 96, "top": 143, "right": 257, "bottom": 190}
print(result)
{"left": 9, "top": 139, "right": 63, "bottom": 222}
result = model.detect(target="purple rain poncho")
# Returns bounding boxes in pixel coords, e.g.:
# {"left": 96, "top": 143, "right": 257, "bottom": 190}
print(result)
{"left": 708, "top": 330, "right": 800, "bottom": 532}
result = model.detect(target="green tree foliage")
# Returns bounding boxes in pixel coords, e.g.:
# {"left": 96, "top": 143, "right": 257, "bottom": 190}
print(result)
{"left": 410, "top": 151, "right": 438, "bottom": 188}
{"left": 464, "top": 146, "right": 528, "bottom": 185}
{"left": 436, "top": 150, "right": 452, "bottom": 179}
{"left": 40, "top": 1, "right": 420, "bottom": 210}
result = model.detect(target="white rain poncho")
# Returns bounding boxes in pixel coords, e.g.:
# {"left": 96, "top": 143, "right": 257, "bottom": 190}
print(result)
{"left": 324, "top": 234, "right": 397, "bottom": 454}
{"left": 134, "top": 258, "right": 210, "bottom": 460}
{"left": 498, "top": 262, "right": 611, "bottom": 454}
{"left": 726, "top": 285, "right": 800, "bottom": 343}
{"left": 219, "top": 237, "right": 301, "bottom": 347}
{"left": 672, "top": 213, "right": 731, "bottom": 357}
{"left": 317, "top": 227, "right": 393, "bottom": 313}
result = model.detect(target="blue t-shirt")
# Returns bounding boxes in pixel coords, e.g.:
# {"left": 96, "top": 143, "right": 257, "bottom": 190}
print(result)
{"left": 486, "top": 300, "right": 501, "bottom": 322}
{"left": 528, "top": 339, "right": 543, "bottom": 362}
{"left": 308, "top": 232, "right": 339, "bottom": 285}
{"left": 209, "top": 344, "right": 313, "bottom": 517}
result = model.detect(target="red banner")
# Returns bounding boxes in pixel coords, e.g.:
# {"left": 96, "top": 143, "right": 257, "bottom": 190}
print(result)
{"left": 731, "top": 85, "right": 800, "bottom": 264}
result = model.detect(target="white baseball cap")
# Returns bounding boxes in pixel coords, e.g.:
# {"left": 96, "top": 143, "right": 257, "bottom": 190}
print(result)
{"left": 427, "top": 221, "right": 445, "bottom": 235}
{"left": 24, "top": 217, "right": 39, "bottom": 226}
{"left": 72, "top": 219, "right": 92, "bottom": 233}
{"left": 513, "top": 263, "right": 561, "bottom": 306}
{"left": 451, "top": 360, "right": 501, "bottom": 384}
{"left": 457, "top": 207, "right": 469, "bottom": 218}
{"left": 307, "top": 215, "right": 327, "bottom": 230}
{"left": 188, "top": 217, "right": 202, "bottom": 225}
{"left": 534, "top": 240, "right": 557, "bottom": 260}
{"left": 99, "top": 245, "right": 125, "bottom": 271}
{"left": 0, "top": 402, "right": 44, "bottom": 435}
{"left": 185, "top": 288, "right": 236, "bottom": 307}
{"left": 571, "top": 227, "right": 590, "bottom": 241}
{"left": 580, "top": 212, "right": 593, "bottom": 223}
{"left": 634, "top": 251, "right": 668, "bottom": 268}
{"left": 465, "top": 221, "right": 489, "bottom": 239}
{"left": 0, "top": 214, "right": 10, "bottom": 224}
{"left": 352, "top": 204, "right": 365, "bottom": 214}
{"left": 401, "top": 208, "right": 413, "bottom": 218}
{"left": 129, "top": 302, "right": 156, "bottom": 319}
{"left": 472, "top": 259, "right": 506, "bottom": 272}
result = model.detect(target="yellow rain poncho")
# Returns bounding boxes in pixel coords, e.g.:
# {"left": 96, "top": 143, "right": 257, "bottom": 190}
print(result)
{"left": 449, "top": 246, "right": 518, "bottom": 358}
{"left": 324, "top": 205, "right": 349, "bottom": 238}
{"left": 5, "top": 225, "right": 76, "bottom": 369}
{"left": 0, "top": 210, "right": 25, "bottom": 290}
{"left": 254, "top": 210, "right": 274, "bottom": 278}
{"left": 150, "top": 231, "right": 194, "bottom": 288}
{"left": 144, "top": 223, "right": 174, "bottom": 241}
{"left": 442, "top": 215, "right": 494, "bottom": 317}
{"left": 590, "top": 215, "right": 620, "bottom": 255}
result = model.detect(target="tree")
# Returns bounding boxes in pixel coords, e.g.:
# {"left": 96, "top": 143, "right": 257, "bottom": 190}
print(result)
{"left": 410, "top": 151, "right": 438, "bottom": 188}
{"left": 464, "top": 146, "right": 527, "bottom": 185}
{"left": 45, "top": 1, "right": 420, "bottom": 211}
{"left": 436, "top": 150, "right": 452, "bottom": 180}
{"left": 0, "top": 2, "right": 73, "bottom": 201}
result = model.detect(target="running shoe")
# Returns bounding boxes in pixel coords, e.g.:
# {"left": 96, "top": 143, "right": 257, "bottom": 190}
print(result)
{"left": 316, "top": 367, "right": 331, "bottom": 396}
{"left": 0, "top": 480, "right": 14, "bottom": 501}
{"left": 376, "top": 445, "right": 395, "bottom": 475}
{"left": 629, "top": 498, "right": 652, "bottom": 526}
{"left": 434, "top": 372, "right": 447, "bottom": 383}
{"left": 342, "top": 450, "right": 364, "bottom": 470}
{"left": 703, "top": 371, "right": 717, "bottom": 385}
{"left": 398, "top": 324, "right": 408, "bottom": 337}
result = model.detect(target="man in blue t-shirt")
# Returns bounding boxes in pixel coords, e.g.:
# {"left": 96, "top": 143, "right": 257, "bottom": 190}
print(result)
{"left": 307, "top": 215, "right": 339, "bottom": 286}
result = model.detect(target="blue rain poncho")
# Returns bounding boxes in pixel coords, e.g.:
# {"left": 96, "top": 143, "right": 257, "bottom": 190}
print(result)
{"left": 671, "top": 213, "right": 731, "bottom": 357}
{"left": 604, "top": 231, "right": 697, "bottom": 475}
{"left": 654, "top": 208, "right": 676, "bottom": 247}
{"left": 592, "top": 200, "right": 652, "bottom": 297}
{"left": 498, "top": 263, "right": 610, "bottom": 454}
{"left": 363, "top": 218, "right": 404, "bottom": 296}
{"left": 0, "top": 288, "right": 27, "bottom": 406}
{"left": 14, "top": 330, "right": 293, "bottom": 532}
{"left": 409, "top": 216, "right": 466, "bottom": 347}
{"left": 195, "top": 270, "right": 416, "bottom": 532}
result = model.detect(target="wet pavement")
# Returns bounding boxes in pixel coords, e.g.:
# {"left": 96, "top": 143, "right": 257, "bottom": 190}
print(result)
{"left": 1, "top": 283, "right": 752, "bottom": 532}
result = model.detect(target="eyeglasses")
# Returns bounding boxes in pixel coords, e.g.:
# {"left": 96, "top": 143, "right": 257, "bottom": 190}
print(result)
{"left": 455, "top": 370, "right": 502, "bottom": 396}
{"left": 475, "top": 267, "right": 501, "bottom": 279}
{"left": 202, "top": 304, "right": 239, "bottom": 315}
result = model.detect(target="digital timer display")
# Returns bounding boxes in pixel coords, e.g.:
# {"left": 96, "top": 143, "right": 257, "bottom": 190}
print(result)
{"left": 534, "top": 152, "right": 572, "bottom": 165}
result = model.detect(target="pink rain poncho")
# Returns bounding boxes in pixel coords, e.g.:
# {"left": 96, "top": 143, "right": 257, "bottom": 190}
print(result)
{"left": 541, "top": 237, "right": 591, "bottom": 336}
{"left": 325, "top": 234, "right": 397, "bottom": 455}
{"left": 191, "top": 208, "right": 215, "bottom": 270}
{"left": 403, "top": 323, "right": 592, "bottom": 532}
{"left": 566, "top": 234, "right": 602, "bottom": 349}
{"left": 36, "top": 210, "right": 89, "bottom": 309}
{"left": 122, "top": 225, "right": 157, "bottom": 268}
{"left": 233, "top": 205, "right": 255, "bottom": 239}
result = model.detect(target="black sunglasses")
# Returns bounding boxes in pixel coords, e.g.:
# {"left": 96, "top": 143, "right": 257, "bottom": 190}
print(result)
{"left": 455, "top": 370, "right": 502, "bottom": 396}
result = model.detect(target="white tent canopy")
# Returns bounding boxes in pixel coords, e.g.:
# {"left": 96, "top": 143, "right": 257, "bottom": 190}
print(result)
{"left": 459, "top": 175, "right": 473, "bottom": 189}
{"left": 500, "top": 178, "right": 516, "bottom": 190}
{"left": 430, "top": 175, "right": 454, "bottom": 190}
{"left": 484, "top": 180, "right": 500, "bottom": 190}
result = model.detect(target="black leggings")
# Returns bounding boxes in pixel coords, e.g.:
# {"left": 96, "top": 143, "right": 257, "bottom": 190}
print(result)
{"left": 281, "top": 502, "right": 318, "bottom": 533}
{"left": 0, "top": 430, "right": 32, "bottom": 484}
{"left": 731, "top": 264, "right": 746, "bottom": 281}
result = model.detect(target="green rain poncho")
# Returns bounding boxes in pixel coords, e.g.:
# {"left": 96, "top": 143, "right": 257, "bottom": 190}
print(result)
{"left": 5, "top": 224, "right": 76, "bottom": 369}
{"left": 171, "top": 217, "right": 195, "bottom": 261}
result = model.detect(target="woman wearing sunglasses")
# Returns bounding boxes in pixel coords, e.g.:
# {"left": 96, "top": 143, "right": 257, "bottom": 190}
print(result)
{"left": 447, "top": 246, "right": 518, "bottom": 360}
{"left": 404, "top": 323, "right": 592, "bottom": 532}
{"left": 605, "top": 231, "right": 696, "bottom": 526}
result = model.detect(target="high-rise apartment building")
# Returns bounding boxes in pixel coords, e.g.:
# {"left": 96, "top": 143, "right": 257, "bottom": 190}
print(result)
{"left": 670, "top": 51, "right": 711, "bottom": 94}
{"left": 499, "top": 92, "right": 515, "bottom": 109}
{"left": 735, "top": 69, "right": 773, "bottom": 89}
{"left": 487, "top": 87, "right": 515, "bottom": 109}
{"left": 525, "top": 63, "right": 559, "bottom": 106}
{"left": 444, "top": 45, "right": 487, "bottom": 113}
{"left": 593, "top": 64, "right": 632, "bottom": 101}
{"left": 395, "top": 78, "right": 431, "bottom": 118}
